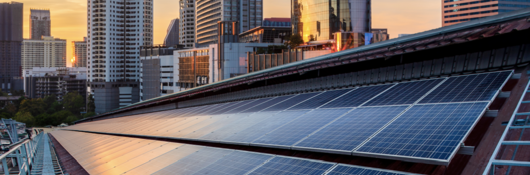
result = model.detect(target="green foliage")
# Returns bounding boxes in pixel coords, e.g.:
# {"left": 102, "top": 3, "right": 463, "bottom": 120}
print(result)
{"left": 0, "top": 112, "right": 11, "bottom": 119}
{"left": 5, "top": 103, "right": 17, "bottom": 115}
{"left": 19, "top": 99, "right": 46, "bottom": 117}
{"left": 35, "top": 113, "right": 52, "bottom": 127}
{"left": 63, "top": 91, "right": 84, "bottom": 115}
{"left": 87, "top": 94, "right": 95, "bottom": 113}
{"left": 285, "top": 34, "right": 304, "bottom": 49}
{"left": 64, "top": 115, "right": 80, "bottom": 124}
{"left": 49, "top": 110, "right": 73, "bottom": 126}
{"left": 14, "top": 112, "right": 35, "bottom": 127}
{"left": 82, "top": 112, "right": 96, "bottom": 119}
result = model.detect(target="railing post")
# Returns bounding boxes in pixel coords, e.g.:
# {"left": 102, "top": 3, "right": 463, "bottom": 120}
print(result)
{"left": 2, "top": 158, "right": 9, "bottom": 175}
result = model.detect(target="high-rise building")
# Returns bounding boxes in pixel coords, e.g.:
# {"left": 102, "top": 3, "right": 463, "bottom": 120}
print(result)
{"left": 180, "top": 0, "right": 195, "bottom": 48}
{"left": 442, "top": 0, "right": 530, "bottom": 27}
{"left": 23, "top": 67, "right": 87, "bottom": 101}
{"left": 87, "top": 0, "right": 153, "bottom": 114}
{"left": 195, "top": 0, "right": 263, "bottom": 46}
{"left": 22, "top": 36, "right": 67, "bottom": 69}
{"left": 291, "top": 0, "right": 371, "bottom": 42}
{"left": 164, "top": 18, "right": 180, "bottom": 47}
{"left": 0, "top": 2, "right": 23, "bottom": 92}
{"left": 30, "top": 9, "right": 51, "bottom": 40}
{"left": 72, "top": 37, "right": 87, "bottom": 67}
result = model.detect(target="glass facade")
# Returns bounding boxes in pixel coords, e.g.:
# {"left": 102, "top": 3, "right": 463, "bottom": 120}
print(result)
{"left": 292, "top": 0, "right": 370, "bottom": 43}
{"left": 442, "top": 0, "right": 530, "bottom": 27}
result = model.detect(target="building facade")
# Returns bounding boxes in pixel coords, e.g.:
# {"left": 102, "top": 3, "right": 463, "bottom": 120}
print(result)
{"left": 87, "top": 0, "right": 153, "bottom": 113}
{"left": 22, "top": 36, "right": 67, "bottom": 69}
{"left": 443, "top": 0, "right": 530, "bottom": 27}
{"left": 0, "top": 2, "right": 24, "bottom": 92}
{"left": 292, "top": 0, "right": 371, "bottom": 42}
{"left": 30, "top": 9, "right": 51, "bottom": 40}
{"left": 72, "top": 37, "right": 87, "bottom": 67}
{"left": 140, "top": 46, "right": 179, "bottom": 101}
{"left": 23, "top": 67, "right": 87, "bottom": 101}
{"left": 180, "top": 0, "right": 195, "bottom": 48}
{"left": 164, "top": 18, "right": 180, "bottom": 47}
{"left": 195, "top": 0, "right": 263, "bottom": 46}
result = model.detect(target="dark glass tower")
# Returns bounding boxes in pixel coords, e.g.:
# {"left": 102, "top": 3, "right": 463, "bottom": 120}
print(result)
{"left": 0, "top": 2, "right": 23, "bottom": 92}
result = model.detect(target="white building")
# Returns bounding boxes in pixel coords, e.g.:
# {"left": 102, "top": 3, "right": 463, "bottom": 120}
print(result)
{"left": 180, "top": 0, "right": 195, "bottom": 48}
{"left": 22, "top": 36, "right": 67, "bottom": 70}
{"left": 195, "top": 0, "right": 263, "bottom": 46}
{"left": 88, "top": 0, "right": 153, "bottom": 113}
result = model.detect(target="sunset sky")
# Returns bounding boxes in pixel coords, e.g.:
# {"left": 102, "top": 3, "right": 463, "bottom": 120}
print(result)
{"left": 17, "top": 0, "right": 441, "bottom": 67}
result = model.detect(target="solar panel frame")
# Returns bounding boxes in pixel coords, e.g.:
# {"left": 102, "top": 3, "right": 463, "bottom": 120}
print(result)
{"left": 247, "top": 156, "right": 335, "bottom": 175}
{"left": 320, "top": 84, "right": 394, "bottom": 109}
{"left": 287, "top": 89, "right": 354, "bottom": 110}
{"left": 325, "top": 164, "right": 419, "bottom": 175}
{"left": 363, "top": 79, "right": 444, "bottom": 106}
{"left": 241, "top": 96, "right": 295, "bottom": 113}
{"left": 262, "top": 92, "right": 322, "bottom": 111}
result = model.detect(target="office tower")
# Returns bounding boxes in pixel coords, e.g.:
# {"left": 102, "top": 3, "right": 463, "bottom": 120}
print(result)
{"left": 23, "top": 67, "right": 87, "bottom": 100}
{"left": 0, "top": 2, "right": 23, "bottom": 92}
{"left": 195, "top": 0, "right": 263, "bottom": 46}
{"left": 72, "top": 37, "right": 87, "bottom": 67}
{"left": 30, "top": 9, "right": 51, "bottom": 40}
{"left": 292, "top": 0, "right": 371, "bottom": 42}
{"left": 180, "top": 0, "right": 195, "bottom": 48}
{"left": 22, "top": 36, "right": 67, "bottom": 69}
{"left": 164, "top": 18, "right": 180, "bottom": 47}
{"left": 87, "top": 0, "right": 153, "bottom": 113}
{"left": 443, "top": 0, "right": 530, "bottom": 27}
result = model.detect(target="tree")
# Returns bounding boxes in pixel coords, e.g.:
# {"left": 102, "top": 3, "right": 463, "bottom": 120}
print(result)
{"left": 19, "top": 99, "right": 46, "bottom": 117}
{"left": 284, "top": 34, "right": 304, "bottom": 49}
{"left": 50, "top": 111, "right": 73, "bottom": 126}
{"left": 64, "top": 115, "right": 79, "bottom": 124}
{"left": 5, "top": 103, "right": 17, "bottom": 115}
{"left": 63, "top": 91, "right": 84, "bottom": 115}
{"left": 87, "top": 94, "right": 95, "bottom": 113}
{"left": 14, "top": 112, "right": 35, "bottom": 127}
{"left": 48, "top": 101, "right": 62, "bottom": 114}
{"left": 82, "top": 112, "right": 96, "bottom": 119}
{"left": 0, "top": 112, "right": 11, "bottom": 119}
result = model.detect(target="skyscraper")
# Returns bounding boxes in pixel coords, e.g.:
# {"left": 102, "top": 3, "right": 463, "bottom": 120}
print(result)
{"left": 22, "top": 36, "right": 67, "bottom": 69}
{"left": 30, "top": 9, "right": 51, "bottom": 40}
{"left": 291, "top": 0, "right": 371, "bottom": 42}
{"left": 87, "top": 0, "right": 153, "bottom": 113}
{"left": 0, "top": 2, "right": 23, "bottom": 92}
{"left": 195, "top": 0, "right": 263, "bottom": 46}
{"left": 164, "top": 18, "right": 180, "bottom": 47}
{"left": 180, "top": 0, "right": 195, "bottom": 48}
{"left": 442, "top": 0, "right": 530, "bottom": 27}
{"left": 72, "top": 37, "right": 87, "bottom": 67}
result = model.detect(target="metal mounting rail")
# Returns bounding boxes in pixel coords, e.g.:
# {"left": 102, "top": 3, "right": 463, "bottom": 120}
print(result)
{"left": 483, "top": 80, "right": 530, "bottom": 175}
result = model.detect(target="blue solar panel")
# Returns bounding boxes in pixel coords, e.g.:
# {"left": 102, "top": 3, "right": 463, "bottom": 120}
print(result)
{"left": 363, "top": 79, "right": 443, "bottom": 106}
{"left": 242, "top": 96, "right": 295, "bottom": 113}
{"left": 213, "top": 101, "right": 248, "bottom": 114}
{"left": 223, "top": 98, "right": 274, "bottom": 114}
{"left": 327, "top": 164, "right": 410, "bottom": 175}
{"left": 262, "top": 92, "right": 321, "bottom": 111}
{"left": 294, "top": 106, "right": 409, "bottom": 152}
{"left": 223, "top": 110, "right": 310, "bottom": 143}
{"left": 198, "top": 112, "right": 279, "bottom": 140}
{"left": 420, "top": 71, "right": 511, "bottom": 104}
{"left": 248, "top": 156, "right": 334, "bottom": 175}
{"left": 252, "top": 108, "right": 351, "bottom": 147}
{"left": 192, "top": 151, "right": 273, "bottom": 175}
{"left": 357, "top": 102, "right": 488, "bottom": 160}
{"left": 153, "top": 147, "right": 233, "bottom": 175}
{"left": 288, "top": 89, "right": 353, "bottom": 110}
{"left": 321, "top": 85, "right": 393, "bottom": 108}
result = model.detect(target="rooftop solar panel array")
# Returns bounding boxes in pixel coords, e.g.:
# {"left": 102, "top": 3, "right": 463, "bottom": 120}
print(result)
{"left": 65, "top": 71, "right": 512, "bottom": 165}
{"left": 51, "top": 131, "right": 414, "bottom": 175}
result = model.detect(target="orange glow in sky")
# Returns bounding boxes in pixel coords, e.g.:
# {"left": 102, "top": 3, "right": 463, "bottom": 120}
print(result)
{"left": 17, "top": 0, "right": 441, "bottom": 67}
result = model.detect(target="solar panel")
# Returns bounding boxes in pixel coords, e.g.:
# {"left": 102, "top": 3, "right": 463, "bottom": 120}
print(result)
{"left": 321, "top": 85, "right": 393, "bottom": 108}
{"left": 252, "top": 108, "right": 351, "bottom": 147}
{"left": 262, "top": 92, "right": 321, "bottom": 111}
{"left": 213, "top": 101, "right": 248, "bottom": 114}
{"left": 242, "top": 95, "right": 295, "bottom": 113}
{"left": 327, "top": 164, "right": 412, "bottom": 175}
{"left": 248, "top": 156, "right": 335, "bottom": 175}
{"left": 288, "top": 89, "right": 352, "bottom": 110}
{"left": 357, "top": 102, "right": 488, "bottom": 161}
{"left": 420, "top": 71, "right": 511, "bottom": 104}
{"left": 170, "top": 113, "right": 251, "bottom": 138}
{"left": 294, "top": 106, "right": 409, "bottom": 152}
{"left": 152, "top": 147, "right": 233, "bottom": 175}
{"left": 222, "top": 110, "right": 310, "bottom": 143}
{"left": 223, "top": 98, "right": 275, "bottom": 114}
{"left": 198, "top": 112, "right": 280, "bottom": 140}
{"left": 363, "top": 79, "right": 443, "bottom": 106}
{"left": 193, "top": 151, "right": 273, "bottom": 175}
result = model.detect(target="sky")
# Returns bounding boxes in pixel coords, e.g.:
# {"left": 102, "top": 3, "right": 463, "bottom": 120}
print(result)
{"left": 17, "top": 0, "right": 441, "bottom": 67}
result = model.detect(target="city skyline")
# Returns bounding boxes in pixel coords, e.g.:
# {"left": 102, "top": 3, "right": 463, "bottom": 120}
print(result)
{"left": 17, "top": 0, "right": 441, "bottom": 66}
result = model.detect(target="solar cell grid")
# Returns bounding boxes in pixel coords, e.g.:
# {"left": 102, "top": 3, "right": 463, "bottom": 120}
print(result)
{"left": 262, "top": 92, "right": 321, "bottom": 111}
{"left": 192, "top": 151, "right": 273, "bottom": 175}
{"left": 357, "top": 102, "right": 488, "bottom": 160}
{"left": 198, "top": 112, "right": 279, "bottom": 141}
{"left": 327, "top": 164, "right": 412, "bottom": 175}
{"left": 242, "top": 96, "right": 294, "bottom": 113}
{"left": 223, "top": 98, "right": 273, "bottom": 114}
{"left": 212, "top": 101, "right": 248, "bottom": 114}
{"left": 363, "top": 79, "right": 443, "bottom": 106}
{"left": 288, "top": 89, "right": 353, "bottom": 110}
{"left": 152, "top": 147, "right": 233, "bottom": 175}
{"left": 182, "top": 113, "right": 251, "bottom": 139}
{"left": 321, "top": 85, "right": 393, "bottom": 108}
{"left": 248, "top": 156, "right": 334, "bottom": 175}
{"left": 294, "top": 106, "right": 409, "bottom": 152}
{"left": 223, "top": 110, "right": 310, "bottom": 143}
{"left": 252, "top": 108, "right": 351, "bottom": 147}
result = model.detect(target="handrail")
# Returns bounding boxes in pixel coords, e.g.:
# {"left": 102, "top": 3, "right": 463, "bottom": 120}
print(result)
{"left": 0, "top": 139, "right": 30, "bottom": 160}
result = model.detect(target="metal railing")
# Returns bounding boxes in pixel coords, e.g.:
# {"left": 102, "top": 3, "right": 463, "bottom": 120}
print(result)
{"left": 484, "top": 78, "right": 530, "bottom": 174}
{"left": 0, "top": 133, "right": 42, "bottom": 175}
